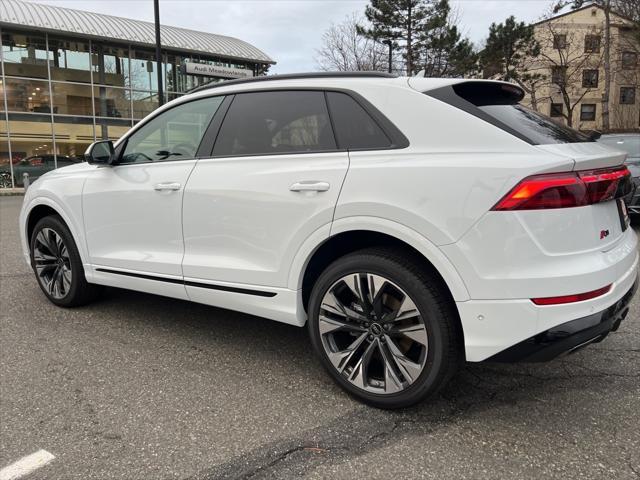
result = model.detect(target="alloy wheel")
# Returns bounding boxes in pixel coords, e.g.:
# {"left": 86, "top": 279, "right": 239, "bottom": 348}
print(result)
{"left": 33, "top": 227, "right": 72, "bottom": 299}
{"left": 318, "top": 273, "right": 429, "bottom": 394}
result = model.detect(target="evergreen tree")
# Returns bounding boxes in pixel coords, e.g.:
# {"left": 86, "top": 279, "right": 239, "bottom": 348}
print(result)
{"left": 480, "top": 16, "right": 540, "bottom": 82}
{"left": 479, "top": 16, "right": 545, "bottom": 109}
{"left": 358, "top": 0, "right": 430, "bottom": 75}
{"left": 418, "top": 0, "right": 477, "bottom": 77}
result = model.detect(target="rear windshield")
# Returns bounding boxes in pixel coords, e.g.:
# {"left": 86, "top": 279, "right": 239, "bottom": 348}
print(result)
{"left": 477, "top": 104, "right": 590, "bottom": 144}
{"left": 425, "top": 82, "right": 591, "bottom": 145}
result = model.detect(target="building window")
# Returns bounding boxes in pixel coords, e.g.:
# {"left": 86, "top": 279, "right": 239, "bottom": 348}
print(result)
{"left": 50, "top": 82, "right": 94, "bottom": 116}
{"left": 2, "top": 77, "right": 51, "bottom": 113}
{"left": 551, "top": 66, "right": 567, "bottom": 85}
{"left": 620, "top": 87, "right": 636, "bottom": 105}
{"left": 550, "top": 103, "right": 564, "bottom": 117}
{"left": 91, "top": 43, "right": 129, "bottom": 88}
{"left": 49, "top": 37, "right": 92, "bottom": 83}
{"left": 622, "top": 51, "right": 638, "bottom": 70}
{"left": 553, "top": 34, "right": 567, "bottom": 49}
{"left": 580, "top": 104, "right": 596, "bottom": 121}
{"left": 582, "top": 69, "right": 599, "bottom": 88}
{"left": 584, "top": 35, "right": 601, "bottom": 53}
{"left": 1, "top": 31, "right": 51, "bottom": 79}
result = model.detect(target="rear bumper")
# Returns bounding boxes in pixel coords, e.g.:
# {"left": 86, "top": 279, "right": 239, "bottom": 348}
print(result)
{"left": 486, "top": 280, "right": 637, "bottom": 362}
{"left": 457, "top": 249, "right": 639, "bottom": 361}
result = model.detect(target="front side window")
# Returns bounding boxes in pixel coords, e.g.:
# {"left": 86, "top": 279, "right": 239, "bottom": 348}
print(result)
{"left": 120, "top": 96, "right": 223, "bottom": 164}
{"left": 580, "top": 104, "right": 596, "bottom": 121}
{"left": 213, "top": 91, "right": 336, "bottom": 156}
{"left": 582, "top": 69, "right": 599, "bottom": 88}
{"left": 620, "top": 87, "right": 636, "bottom": 105}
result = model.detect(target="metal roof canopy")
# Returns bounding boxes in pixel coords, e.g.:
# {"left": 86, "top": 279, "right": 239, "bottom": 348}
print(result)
{"left": 0, "top": 0, "right": 275, "bottom": 65}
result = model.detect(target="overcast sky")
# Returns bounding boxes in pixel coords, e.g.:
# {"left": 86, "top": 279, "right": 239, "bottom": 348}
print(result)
{"left": 31, "top": 0, "right": 556, "bottom": 73}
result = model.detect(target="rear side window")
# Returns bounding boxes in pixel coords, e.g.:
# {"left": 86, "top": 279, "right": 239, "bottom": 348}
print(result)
{"left": 213, "top": 91, "right": 336, "bottom": 156}
{"left": 326, "top": 92, "right": 391, "bottom": 149}
{"left": 426, "top": 82, "right": 590, "bottom": 145}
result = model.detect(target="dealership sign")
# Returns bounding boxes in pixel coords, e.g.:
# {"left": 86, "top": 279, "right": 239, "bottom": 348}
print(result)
{"left": 183, "top": 62, "right": 254, "bottom": 78}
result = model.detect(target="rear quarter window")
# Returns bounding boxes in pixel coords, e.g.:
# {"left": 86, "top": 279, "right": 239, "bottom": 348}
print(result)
{"left": 326, "top": 91, "right": 391, "bottom": 149}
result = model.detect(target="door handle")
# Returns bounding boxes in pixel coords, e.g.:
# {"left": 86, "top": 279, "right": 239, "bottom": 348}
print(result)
{"left": 153, "top": 182, "right": 182, "bottom": 191}
{"left": 289, "top": 181, "right": 330, "bottom": 192}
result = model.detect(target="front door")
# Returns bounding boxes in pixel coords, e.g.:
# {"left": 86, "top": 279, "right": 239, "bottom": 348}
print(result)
{"left": 83, "top": 95, "right": 225, "bottom": 296}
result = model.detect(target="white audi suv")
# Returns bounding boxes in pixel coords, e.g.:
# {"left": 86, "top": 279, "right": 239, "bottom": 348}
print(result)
{"left": 19, "top": 72, "right": 638, "bottom": 408}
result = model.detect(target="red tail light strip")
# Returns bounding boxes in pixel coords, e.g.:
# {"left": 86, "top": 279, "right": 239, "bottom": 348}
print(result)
{"left": 531, "top": 285, "right": 612, "bottom": 305}
{"left": 493, "top": 166, "right": 632, "bottom": 211}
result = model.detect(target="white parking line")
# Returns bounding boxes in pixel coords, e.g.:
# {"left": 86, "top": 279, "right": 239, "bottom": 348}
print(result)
{"left": 0, "top": 450, "right": 55, "bottom": 480}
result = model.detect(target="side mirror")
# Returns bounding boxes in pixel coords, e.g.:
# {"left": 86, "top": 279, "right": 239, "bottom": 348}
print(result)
{"left": 85, "top": 140, "right": 115, "bottom": 165}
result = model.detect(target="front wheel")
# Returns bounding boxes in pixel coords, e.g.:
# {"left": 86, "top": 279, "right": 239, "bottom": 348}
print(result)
{"left": 308, "top": 248, "right": 461, "bottom": 409}
{"left": 30, "top": 215, "right": 102, "bottom": 307}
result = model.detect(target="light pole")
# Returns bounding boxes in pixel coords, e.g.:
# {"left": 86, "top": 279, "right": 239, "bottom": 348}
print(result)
{"left": 154, "top": 0, "right": 164, "bottom": 106}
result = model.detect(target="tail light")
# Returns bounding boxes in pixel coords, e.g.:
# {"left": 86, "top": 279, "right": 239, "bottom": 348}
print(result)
{"left": 532, "top": 284, "right": 611, "bottom": 305}
{"left": 493, "top": 166, "right": 632, "bottom": 211}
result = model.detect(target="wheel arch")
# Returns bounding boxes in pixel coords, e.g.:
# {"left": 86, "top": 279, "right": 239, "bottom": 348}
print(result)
{"left": 292, "top": 216, "right": 470, "bottom": 313}
{"left": 22, "top": 197, "right": 90, "bottom": 277}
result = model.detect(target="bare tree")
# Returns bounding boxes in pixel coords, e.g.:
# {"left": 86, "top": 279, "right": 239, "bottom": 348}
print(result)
{"left": 316, "top": 13, "right": 388, "bottom": 72}
{"left": 535, "top": 21, "right": 605, "bottom": 127}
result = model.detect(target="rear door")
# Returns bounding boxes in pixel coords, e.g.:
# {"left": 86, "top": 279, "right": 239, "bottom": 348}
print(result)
{"left": 181, "top": 90, "right": 349, "bottom": 295}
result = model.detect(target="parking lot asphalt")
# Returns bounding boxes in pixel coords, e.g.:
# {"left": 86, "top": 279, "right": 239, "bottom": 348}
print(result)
{"left": 1, "top": 195, "right": 639, "bottom": 480}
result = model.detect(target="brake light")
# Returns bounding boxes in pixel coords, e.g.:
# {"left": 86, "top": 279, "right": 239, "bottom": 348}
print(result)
{"left": 493, "top": 166, "right": 632, "bottom": 211}
{"left": 532, "top": 285, "right": 612, "bottom": 305}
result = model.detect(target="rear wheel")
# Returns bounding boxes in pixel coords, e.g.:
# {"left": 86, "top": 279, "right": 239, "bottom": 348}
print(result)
{"left": 308, "top": 248, "right": 461, "bottom": 409}
{"left": 30, "top": 215, "right": 101, "bottom": 307}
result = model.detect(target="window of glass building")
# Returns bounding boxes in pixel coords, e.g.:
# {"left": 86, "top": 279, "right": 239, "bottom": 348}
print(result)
{"left": 6, "top": 113, "right": 55, "bottom": 186}
{"left": 3, "top": 78, "right": 51, "bottom": 113}
{"left": 93, "top": 86, "right": 131, "bottom": 118}
{"left": 131, "top": 91, "right": 159, "bottom": 119}
{"left": 51, "top": 82, "right": 93, "bottom": 116}
{"left": 53, "top": 116, "right": 94, "bottom": 161}
{"left": 48, "top": 37, "right": 91, "bottom": 83}
{"left": 91, "top": 43, "right": 129, "bottom": 88}
{"left": 130, "top": 49, "right": 162, "bottom": 91}
{"left": 0, "top": 118, "right": 12, "bottom": 188}
{"left": 95, "top": 118, "right": 131, "bottom": 142}
{"left": 1, "top": 31, "right": 51, "bottom": 79}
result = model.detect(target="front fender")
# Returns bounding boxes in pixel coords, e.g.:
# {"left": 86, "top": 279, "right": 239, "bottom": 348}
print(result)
{"left": 20, "top": 184, "right": 90, "bottom": 281}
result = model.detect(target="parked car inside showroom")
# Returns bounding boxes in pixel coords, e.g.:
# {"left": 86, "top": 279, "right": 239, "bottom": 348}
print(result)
{"left": 1, "top": 154, "right": 81, "bottom": 187}
{"left": 598, "top": 133, "right": 640, "bottom": 215}
{"left": 18, "top": 73, "right": 638, "bottom": 408}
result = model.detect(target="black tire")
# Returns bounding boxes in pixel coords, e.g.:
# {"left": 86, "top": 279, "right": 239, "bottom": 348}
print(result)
{"left": 308, "top": 248, "right": 461, "bottom": 409}
{"left": 30, "top": 215, "right": 102, "bottom": 307}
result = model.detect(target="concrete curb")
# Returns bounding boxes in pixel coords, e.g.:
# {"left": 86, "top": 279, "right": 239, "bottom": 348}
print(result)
{"left": 0, "top": 188, "right": 25, "bottom": 196}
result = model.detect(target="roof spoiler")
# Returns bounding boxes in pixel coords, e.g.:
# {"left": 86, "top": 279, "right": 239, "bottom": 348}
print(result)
{"left": 452, "top": 81, "right": 525, "bottom": 105}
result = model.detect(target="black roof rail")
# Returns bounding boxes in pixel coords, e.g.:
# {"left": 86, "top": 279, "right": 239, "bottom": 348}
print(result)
{"left": 189, "top": 71, "right": 398, "bottom": 93}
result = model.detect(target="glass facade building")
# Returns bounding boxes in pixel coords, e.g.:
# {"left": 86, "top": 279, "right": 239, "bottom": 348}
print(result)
{"left": 0, "top": 0, "right": 274, "bottom": 187}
